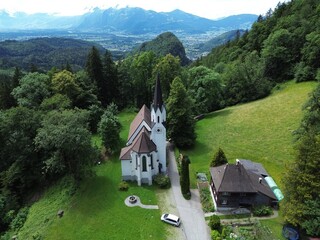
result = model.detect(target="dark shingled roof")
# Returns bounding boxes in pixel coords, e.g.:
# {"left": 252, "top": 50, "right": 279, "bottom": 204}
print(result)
{"left": 120, "top": 128, "right": 156, "bottom": 160}
{"left": 210, "top": 164, "right": 256, "bottom": 193}
{"left": 131, "top": 131, "right": 157, "bottom": 153}
{"left": 238, "top": 159, "right": 269, "bottom": 177}
{"left": 210, "top": 162, "right": 277, "bottom": 200}
{"left": 128, "top": 105, "right": 151, "bottom": 141}
{"left": 153, "top": 74, "right": 163, "bottom": 112}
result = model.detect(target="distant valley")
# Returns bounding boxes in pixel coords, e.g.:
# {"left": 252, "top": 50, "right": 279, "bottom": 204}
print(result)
{"left": 0, "top": 7, "right": 258, "bottom": 59}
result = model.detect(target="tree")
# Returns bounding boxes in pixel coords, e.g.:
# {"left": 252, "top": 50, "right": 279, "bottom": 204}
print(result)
{"left": 35, "top": 109, "right": 97, "bottom": 180}
{"left": 86, "top": 46, "right": 105, "bottom": 105}
{"left": 152, "top": 54, "right": 181, "bottom": 99}
{"left": 282, "top": 83, "right": 320, "bottom": 233}
{"left": 12, "top": 72, "right": 51, "bottom": 108}
{"left": 0, "top": 107, "right": 43, "bottom": 204}
{"left": 282, "top": 133, "right": 320, "bottom": 229}
{"left": 51, "top": 70, "right": 80, "bottom": 104}
{"left": 301, "top": 198, "right": 320, "bottom": 236}
{"left": 166, "top": 77, "right": 196, "bottom": 148}
{"left": 187, "top": 66, "right": 223, "bottom": 114}
{"left": 210, "top": 148, "right": 228, "bottom": 167}
{"left": 262, "top": 29, "right": 295, "bottom": 82}
{"left": 40, "top": 94, "right": 72, "bottom": 111}
{"left": 224, "top": 51, "right": 272, "bottom": 105}
{"left": 295, "top": 82, "right": 320, "bottom": 138}
{"left": 98, "top": 105, "right": 121, "bottom": 154}
{"left": 102, "top": 50, "right": 119, "bottom": 105}
{"left": 131, "top": 52, "right": 158, "bottom": 108}
{"left": 180, "top": 155, "right": 191, "bottom": 199}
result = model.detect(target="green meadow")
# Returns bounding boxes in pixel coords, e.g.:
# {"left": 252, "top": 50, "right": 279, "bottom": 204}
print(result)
{"left": 16, "top": 81, "right": 317, "bottom": 240}
{"left": 183, "top": 81, "right": 317, "bottom": 189}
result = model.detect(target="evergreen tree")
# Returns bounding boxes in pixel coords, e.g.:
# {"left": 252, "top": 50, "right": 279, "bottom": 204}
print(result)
{"left": 180, "top": 155, "right": 191, "bottom": 199}
{"left": 167, "top": 77, "right": 196, "bottom": 148}
{"left": 102, "top": 50, "right": 119, "bottom": 105}
{"left": 210, "top": 148, "right": 228, "bottom": 167}
{"left": 86, "top": 47, "right": 105, "bottom": 105}
{"left": 282, "top": 82, "right": 320, "bottom": 235}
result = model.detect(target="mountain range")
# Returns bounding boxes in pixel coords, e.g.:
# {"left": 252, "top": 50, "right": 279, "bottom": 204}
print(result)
{"left": 0, "top": 7, "right": 258, "bottom": 34}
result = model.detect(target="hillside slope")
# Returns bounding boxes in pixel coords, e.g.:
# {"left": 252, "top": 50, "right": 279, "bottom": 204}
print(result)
{"left": 182, "top": 81, "right": 317, "bottom": 188}
{"left": 136, "top": 32, "right": 190, "bottom": 65}
{"left": 0, "top": 38, "right": 104, "bottom": 71}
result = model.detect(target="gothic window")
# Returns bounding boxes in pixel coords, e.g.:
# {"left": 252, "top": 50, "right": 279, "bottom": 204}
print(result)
{"left": 157, "top": 116, "right": 160, "bottom": 123}
{"left": 150, "top": 155, "right": 153, "bottom": 169}
{"left": 142, "top": 156, "right": 147, "bottom": 172}
{"left": 135, "top": 155, "right": 138, "bottom": 170}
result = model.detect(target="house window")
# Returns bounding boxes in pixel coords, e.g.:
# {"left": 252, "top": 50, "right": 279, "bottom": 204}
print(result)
{"left": 150, "top": 155, "right": 154, "bottom": 169}
{"left": 221, "top": 199, "right": 228, "bottom": 205}
{"left": 142, "top": 156, "right": 147, "bottom": 172}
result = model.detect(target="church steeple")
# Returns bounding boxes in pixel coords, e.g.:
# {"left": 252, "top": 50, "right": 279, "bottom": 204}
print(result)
{"left": 153, "top": 74, "right": 163, "bottom": 112}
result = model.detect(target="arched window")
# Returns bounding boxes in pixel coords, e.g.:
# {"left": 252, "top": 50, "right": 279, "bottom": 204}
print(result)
{"left": 142, "top": 156, "right": 147, "bottom": 172}
{"left": 157, "top": 116, "right": 160, "bottom": 123}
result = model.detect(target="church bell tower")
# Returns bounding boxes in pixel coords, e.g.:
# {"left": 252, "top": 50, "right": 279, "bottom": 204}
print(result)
{"left": 150, "top": 75, "right": 167, "bottom": 173}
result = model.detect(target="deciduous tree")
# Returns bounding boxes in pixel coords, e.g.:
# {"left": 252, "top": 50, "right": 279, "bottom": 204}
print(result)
{"left": 166, "top": 77, "right": 196, "bottom": 148}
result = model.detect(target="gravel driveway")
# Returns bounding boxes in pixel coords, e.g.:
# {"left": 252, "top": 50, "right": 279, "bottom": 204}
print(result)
{"left": 165, "top": 142, "right": 211, "bottom": 240}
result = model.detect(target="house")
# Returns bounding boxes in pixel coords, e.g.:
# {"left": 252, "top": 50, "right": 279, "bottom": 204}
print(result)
{"left": 119, "top": 76, "right": 166, "bottom": 186}
{"left": 209, "top": 159, "right": 281, "bottom": 210}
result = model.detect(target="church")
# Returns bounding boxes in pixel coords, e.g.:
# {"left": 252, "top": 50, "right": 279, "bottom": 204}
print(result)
{"left": 119, "top": 76, "right": 167, "bottom": 186}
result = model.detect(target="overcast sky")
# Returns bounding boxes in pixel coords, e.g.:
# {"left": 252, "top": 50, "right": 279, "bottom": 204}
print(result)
{"left": 0, "top": 0, "right": 286, "bottom": 19}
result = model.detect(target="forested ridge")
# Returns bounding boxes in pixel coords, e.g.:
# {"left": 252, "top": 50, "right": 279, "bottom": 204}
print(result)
{"left": 0, "top": 0, "right": 320, "bottom": 238}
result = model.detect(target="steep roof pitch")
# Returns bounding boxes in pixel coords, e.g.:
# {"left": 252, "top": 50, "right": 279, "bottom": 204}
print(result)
{"left": 153, "top": 74, "right": 163, "bottom": 112}
{"left": 128, "top": 105, "right": 151, "bottom": 141}
{"left": 131, "top": 131, "right": 157, "bottom": 153}
{"left": 238, "top": 159, "right": 269, "bottom": 177}
{"left": 210, "top": 164, "right": 256, "bottom": 193}
{"left": 120, "top": 128, "right": 156, "bottom": 160}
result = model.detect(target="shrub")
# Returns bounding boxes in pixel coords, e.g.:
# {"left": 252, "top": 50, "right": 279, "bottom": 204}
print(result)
{"left": 118, "top": 181, "right": 129, "bottom": 191}
{"left": 208, "top": 215, "right": 221, "bottom": 231}
{"left": 153, "top": 174, "right": 171, "bottom": 189}
{"left": 211, "top": 230, "right": 222, "bottom": 240}
{"left": 252, "top": 205, "right": 273, "bottom": 217}
{"left": 10, "top": 207, "right": 29, "bottom": 230}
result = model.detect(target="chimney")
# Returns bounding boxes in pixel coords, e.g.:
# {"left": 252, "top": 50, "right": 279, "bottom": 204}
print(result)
{"left": 236, "top": 159, "right": 240, "bottom": 165}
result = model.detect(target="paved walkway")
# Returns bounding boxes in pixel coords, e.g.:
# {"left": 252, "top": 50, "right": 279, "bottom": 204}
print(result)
{"left": 124, "top": 195, "right": 159, "bottom": 209}
{"left": 167, "top": 143, "right": 211, "bottom": 240}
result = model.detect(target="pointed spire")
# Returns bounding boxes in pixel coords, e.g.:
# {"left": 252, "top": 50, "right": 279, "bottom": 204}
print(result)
{"left": 153, "top": 74, "right": 163, "bottom": 111}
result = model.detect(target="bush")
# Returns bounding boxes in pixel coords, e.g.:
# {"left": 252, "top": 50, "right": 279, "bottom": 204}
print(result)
{"left": 153, "top": 174, "right": 171, "bottom": 189}
{"left": 118, "top": 181, "right": 129, "bottom": 191}
{"left": 10, "top": 207, "right": 29, "bottom": 230}
{"left": 252, "top": 205, "right": 273, "bottom": 217}
{"left": 208, "top": 215, "right": 221, "bottom": 231}
{"left": 211, "top": 230, "right": 222, "bottom": 240}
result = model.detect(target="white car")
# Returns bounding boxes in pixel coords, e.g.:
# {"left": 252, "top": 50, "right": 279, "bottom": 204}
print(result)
{"left": 161, "top": 213, "right": 181, "bottom": 227}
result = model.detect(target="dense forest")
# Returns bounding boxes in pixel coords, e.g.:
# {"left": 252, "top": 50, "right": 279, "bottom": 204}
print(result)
{"left": 0, "top": 0, "right": 320, "bottom": 238}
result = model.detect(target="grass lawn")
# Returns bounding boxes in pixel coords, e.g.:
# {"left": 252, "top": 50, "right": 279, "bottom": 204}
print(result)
{"left": 182, "top": 81, "right": 317, "bottom": 189}
{"left": 181, "top": 81, "right": 317, "bottom": 239}
{"left": 18, "top": 109, "right": 168, "bottom": 240}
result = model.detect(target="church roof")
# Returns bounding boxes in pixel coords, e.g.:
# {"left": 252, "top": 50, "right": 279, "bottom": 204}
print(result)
{"left": 131, "top": 131, "right": 157, "bottom": 153}
{"left": 153, "top": 74, "right": 163, "bottom": 112}
{"left": 128, "top": 105, "right": 151, "bottom": 141}
{"left": 120, "top": 128, "right": 156, "bottom": 160}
